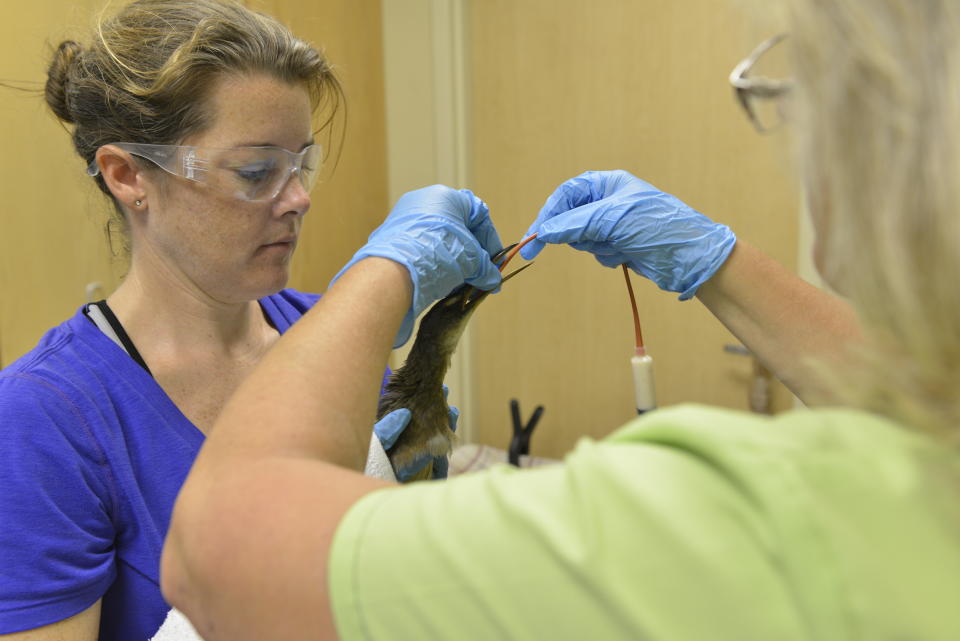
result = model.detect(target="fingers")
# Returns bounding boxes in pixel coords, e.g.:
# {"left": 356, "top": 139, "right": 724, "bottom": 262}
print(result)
{"left": 464, "top": 254, "right": 503, "bottom": 292}
{"left": 396, "top": 185, "right": 503, "bottom": 259}
{"left": 521, "top": 175, "right": 594, "bottom": 260}
{"left": 521, "top": 170, "right": 662, "bottom": 261}
{"left": 520, "top": 170, "right": 627, "bottom": 260}
{"left": 458, "top": 189, "right": 504, "bottom": 259}
{"left": 447, "top": 405, "right": 460, "bottom": 432}
{"left": 533, "top": 202, "right": 607, "bottom": 245}
{"left": 546, "top": 172, "right": 601, "bottom": 213}
{"left": 405, "top": 186, "right": 504, "bottom": 293}
{"left": 518, "top": 234, "right": 546, "bottom": 261}
{"left": 373, "top": 408, "right": 412, "bottom": 450}
{"left": 458, "top": 189, "right": 506, "bottom": 293}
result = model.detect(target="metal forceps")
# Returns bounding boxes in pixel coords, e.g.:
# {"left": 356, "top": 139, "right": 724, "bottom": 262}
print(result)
{"left": 508, "top": 399, "right": 544, "bottom": 467}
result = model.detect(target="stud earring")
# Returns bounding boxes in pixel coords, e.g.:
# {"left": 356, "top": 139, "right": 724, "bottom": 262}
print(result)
{"left": 135, "top": 199, "right": 143, "bottom": 207}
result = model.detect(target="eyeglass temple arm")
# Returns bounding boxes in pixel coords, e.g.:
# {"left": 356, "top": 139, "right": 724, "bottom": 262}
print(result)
{"left": 729, "top": 33, "right": 792, "bottom": 93}
{"left": 86, "top": 143, "right": 187, "bottom": 178}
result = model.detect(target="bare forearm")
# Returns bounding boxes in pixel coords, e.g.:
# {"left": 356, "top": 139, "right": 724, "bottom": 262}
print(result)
{"left": 162, "top": 258, "right": 408, "bottom": 641}
{"left": 696, "top": 240, "right": 862, "bottom": 404}
{"left": 205, "top": 257, "right": 410, "bottom": 469}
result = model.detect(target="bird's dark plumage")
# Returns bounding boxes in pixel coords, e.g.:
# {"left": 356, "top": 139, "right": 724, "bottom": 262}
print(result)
{"left": 377, "top": 246, "right": 528, "bottom": 482}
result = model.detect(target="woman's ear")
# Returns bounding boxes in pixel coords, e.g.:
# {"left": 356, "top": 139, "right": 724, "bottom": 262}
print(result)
{"left": 95, "top": 145, "right": 148, "bottom": 210}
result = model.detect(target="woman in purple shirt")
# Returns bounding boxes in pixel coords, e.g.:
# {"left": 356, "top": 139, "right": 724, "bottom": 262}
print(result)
{"left": 0, "top": 1, "right": 361, "bottom": 638}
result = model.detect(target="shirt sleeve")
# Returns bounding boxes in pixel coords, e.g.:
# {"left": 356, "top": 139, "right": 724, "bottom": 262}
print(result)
{"left": 0, "top": 373, "right": 116, "bottom": 633}
{"left": 328, "top": 417, "right": 811, "bottom": 641}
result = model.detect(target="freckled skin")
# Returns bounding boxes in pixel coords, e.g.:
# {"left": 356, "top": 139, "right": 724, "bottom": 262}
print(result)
{"left": 137, "top": 74, "right": 313, "bottom": 305}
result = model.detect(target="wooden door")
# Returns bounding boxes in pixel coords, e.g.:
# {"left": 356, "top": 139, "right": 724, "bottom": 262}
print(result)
{"left": 467, "top": 0, "right": 799, "bottom": 458}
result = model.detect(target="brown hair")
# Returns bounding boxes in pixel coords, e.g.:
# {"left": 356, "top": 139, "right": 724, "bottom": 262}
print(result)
{"left": 44, "top": 0, "right": 342, "bottom": 231}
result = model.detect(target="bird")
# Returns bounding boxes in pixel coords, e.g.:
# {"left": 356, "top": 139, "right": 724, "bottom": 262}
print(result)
{"left": 377, "top": 244, "right": 531, "bottom": 482}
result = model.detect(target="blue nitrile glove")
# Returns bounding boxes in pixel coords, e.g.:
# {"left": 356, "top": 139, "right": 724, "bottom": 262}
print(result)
{"left": 331, "top": 185, "right": 503, "bottom": 347}
{"left": 373, "top": 386, "right": 459, "bottom": 481}
{"left": 521, "top": 170, "right": 736, "bottom": 300}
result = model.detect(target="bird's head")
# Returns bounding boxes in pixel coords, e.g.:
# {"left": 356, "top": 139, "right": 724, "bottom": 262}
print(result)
{"left": 412, "top": 243, "right": 532, "bottom": 355}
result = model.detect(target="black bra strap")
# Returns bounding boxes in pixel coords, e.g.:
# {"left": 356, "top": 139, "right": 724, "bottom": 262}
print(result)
{"left": 89, "top": 300, "right": 153, "bottom": 377}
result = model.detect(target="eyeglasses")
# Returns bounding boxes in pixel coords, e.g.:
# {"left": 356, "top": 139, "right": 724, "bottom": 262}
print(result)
{"left": 87, "top": 142, "right": 323, "bottom": 202}
{"left": 729, "top": 34, "right": 794, "bottom": 133}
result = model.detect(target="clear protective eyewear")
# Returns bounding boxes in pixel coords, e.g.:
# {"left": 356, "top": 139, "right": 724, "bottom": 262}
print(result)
{"left": 729, "top": 34, "right": 794, "bottom": 133}
{"left": 87, "top": 142, "right": 323, "bottom": 202}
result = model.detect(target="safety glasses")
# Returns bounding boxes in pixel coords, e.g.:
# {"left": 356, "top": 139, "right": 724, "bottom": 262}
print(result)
{"left": 87, "top": 142, "right": 323, "bottom": 202}
{"left": 729, "top": 34, "right": 794, "bottom": 133}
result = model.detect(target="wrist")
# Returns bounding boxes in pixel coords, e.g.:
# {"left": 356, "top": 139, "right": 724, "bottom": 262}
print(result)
{"left": 677, "top": 229, "right": 737, "bottom": 300}
{"left": 695, "top": 238, "right": 753, "bottom": 305}
{"left": 337, "top": 255, "right": 421, "bottom": 348}
{"left": 334, "top": 256, "right": 412, "bottom": 306}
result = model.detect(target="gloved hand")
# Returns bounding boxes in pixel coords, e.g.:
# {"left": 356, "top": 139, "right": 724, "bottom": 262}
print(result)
{"left": 373, "top": 385, "right": 459, "bottom": 481}
{"left": 520, "top": 170, "right": 736, "bottom": 300}
{"left": 331, "top": 185, "right": 503, "bottom": 346}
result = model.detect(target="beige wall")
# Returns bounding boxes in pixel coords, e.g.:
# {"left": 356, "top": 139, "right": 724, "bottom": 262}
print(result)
{"left": 0, "top": 0, "right": 388, "bottom": 366}
{"left": 0, "top": 1, "right": 124, "bottom": 366}
{"left": 467, "top": 1, "right": 799, "bottom": 457}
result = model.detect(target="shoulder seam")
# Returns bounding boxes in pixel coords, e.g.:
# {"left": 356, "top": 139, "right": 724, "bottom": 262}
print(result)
{"left": 0, "top": 372, "right": 122, "bottom": 526}
{"left": 1, "top": 329, "right": 75, "bottom": 372}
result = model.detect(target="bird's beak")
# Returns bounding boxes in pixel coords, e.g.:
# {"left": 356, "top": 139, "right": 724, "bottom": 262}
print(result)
{"left": 460, "top": 243, "right": 533, "bottom": 310}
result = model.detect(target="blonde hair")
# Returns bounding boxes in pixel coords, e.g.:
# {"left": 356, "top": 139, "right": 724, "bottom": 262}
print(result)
{"left": 44, "top": 0, "right": 342, "bottom": 242}
{"left": 786, "top": 0, "right": 960, "bottom": 438}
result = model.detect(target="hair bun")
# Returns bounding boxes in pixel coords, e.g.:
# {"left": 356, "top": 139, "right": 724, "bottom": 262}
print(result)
{"left": 45, "top": 40, "right": 83, "bottom": 124}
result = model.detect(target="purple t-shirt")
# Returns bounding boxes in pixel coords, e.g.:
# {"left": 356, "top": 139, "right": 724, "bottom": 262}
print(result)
{"left": 0, "top": 289, "right": 388, "bottom": 639}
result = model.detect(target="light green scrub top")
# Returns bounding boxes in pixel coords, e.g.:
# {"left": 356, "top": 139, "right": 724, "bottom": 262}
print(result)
{"left": 330, "top": 405, "right": 960, "bottom": 640}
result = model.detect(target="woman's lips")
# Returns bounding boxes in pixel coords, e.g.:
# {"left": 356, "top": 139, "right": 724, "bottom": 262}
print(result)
{"left": 264, "top": 236, "right": 296, "bottom": 247}
{"left": 259, "top": 237, "right": 297, "bottom": 253}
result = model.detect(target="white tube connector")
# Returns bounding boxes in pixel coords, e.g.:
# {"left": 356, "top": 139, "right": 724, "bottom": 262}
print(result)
{"left": 631, "top": 347, "right": 656, "bottom": 414}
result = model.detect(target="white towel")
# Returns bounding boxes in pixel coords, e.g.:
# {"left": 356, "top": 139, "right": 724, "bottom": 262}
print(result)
{"left": 363, "top": 430, "right": 398, "bottom": 482}
{"left": 150, "top": 608, "right": 202, "bottom": 641}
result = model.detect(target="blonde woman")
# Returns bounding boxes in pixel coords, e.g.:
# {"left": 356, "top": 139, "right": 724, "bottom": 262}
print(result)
{"left": 163, "top": 1, "right": 960, "bottom": 640}
{"left": 0, "top": 0, "right": 475, "bottom": 639}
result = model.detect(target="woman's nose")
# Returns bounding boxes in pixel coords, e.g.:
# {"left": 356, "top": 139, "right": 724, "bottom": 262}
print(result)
{"left": 273, "top": 170, "right": 311, "bottom": 216}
